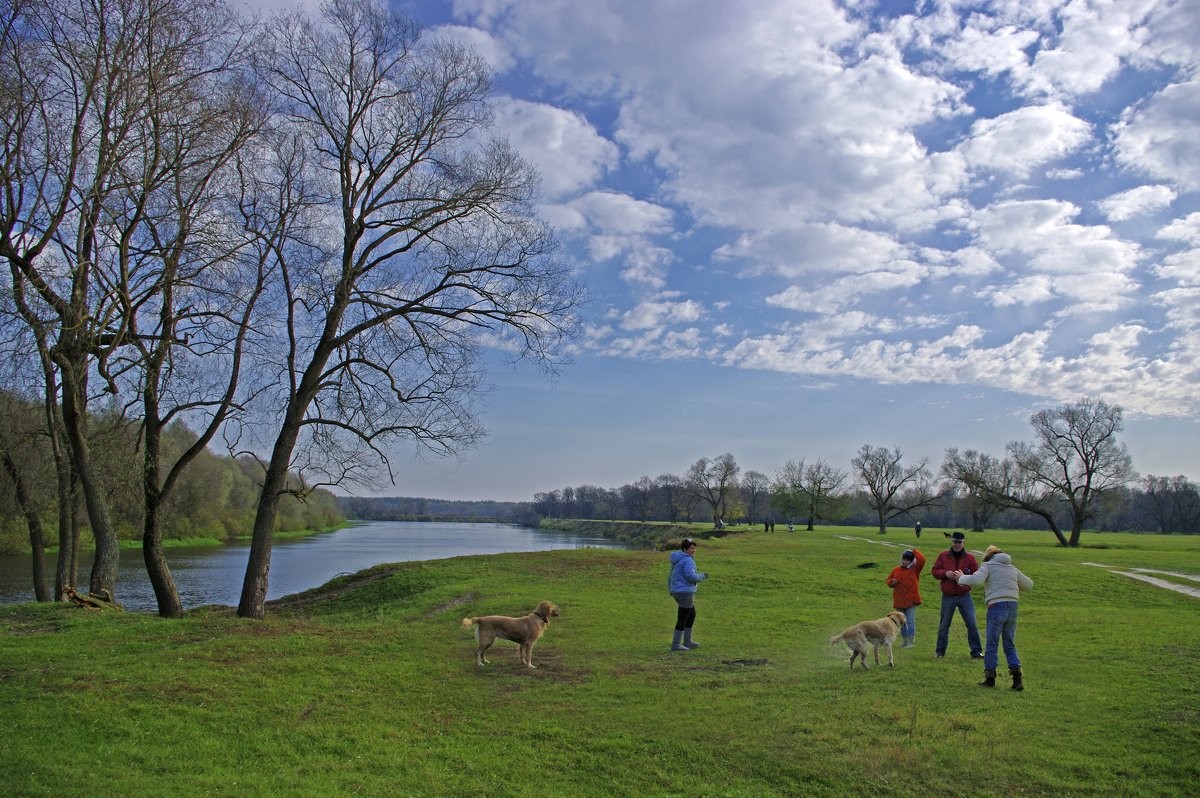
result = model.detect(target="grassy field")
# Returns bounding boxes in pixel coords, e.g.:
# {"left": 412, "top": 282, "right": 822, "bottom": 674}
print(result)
{"left": 1, "top": 526, "right": 1197, "bottom": 797}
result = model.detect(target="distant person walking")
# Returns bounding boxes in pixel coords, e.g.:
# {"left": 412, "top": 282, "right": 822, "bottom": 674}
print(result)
{"left": 952, "top": 545, "right": 1033, "bottom": 690}
{"left": 931, "top": 532, "right": 983, "bottom": 659}
{"left": 886, "top": 548, "right": 925, "bottom": 648}
{"left": 915, "top": 521, "right": 922, "bottom": 538}
{"left": 668, "top": 538, "right": 707, "bottom": 651}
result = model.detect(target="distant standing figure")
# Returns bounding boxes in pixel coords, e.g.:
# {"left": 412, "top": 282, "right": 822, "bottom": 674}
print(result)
{"left": 931, "top": 532, "right": 983, "bottom": 659}
{"left": 915, "top": 521, "right": 922, "bottom": 538}
{"left": 886, "top": 548, "right": 925, "bottom": 648}
{"left": 952, "top": 545, "right": 1033, "bottom": 690}
{"left": 668, "top": 538, "right": 707, "bottom": 651}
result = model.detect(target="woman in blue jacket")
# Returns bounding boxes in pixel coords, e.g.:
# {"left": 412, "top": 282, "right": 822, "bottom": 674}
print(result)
{"left": 668, "top": 538, "right": 708, "bottom": 651}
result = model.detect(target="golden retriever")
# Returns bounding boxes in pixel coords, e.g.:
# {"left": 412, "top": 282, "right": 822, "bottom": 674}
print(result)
{"left": 829, "top": 610, "right": 906, "bottom": 670}
{"left": 462, "top": 600, "right": 559, "bottom": 668}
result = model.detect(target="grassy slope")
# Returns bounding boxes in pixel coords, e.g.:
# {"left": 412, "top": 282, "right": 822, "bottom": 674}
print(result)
{"left": 1, "top": 526, "right": 1198, "bottom": 797}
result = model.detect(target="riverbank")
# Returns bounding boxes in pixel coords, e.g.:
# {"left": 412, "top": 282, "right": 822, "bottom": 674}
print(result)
{"left": 537, "top": 517, "right": 749, "bottom": 548}
{"left": 10, "top": 521, "right": 354, "bottom": 557}
{"left": 3, "top": 526, "right": 1196, "bottom": 796}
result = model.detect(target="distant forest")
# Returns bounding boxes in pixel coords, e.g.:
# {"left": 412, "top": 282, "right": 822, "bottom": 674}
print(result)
{"left": 338, "top": 496, "right": 534, "bottom": 524}
{"left": 0, "top": 394, "right": 343, "bottom": 555}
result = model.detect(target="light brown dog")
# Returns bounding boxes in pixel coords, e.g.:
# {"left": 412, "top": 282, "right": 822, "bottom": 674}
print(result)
{"left": 462, "top": 600, "right": 559, "bottom": 668}
{"left": 829, "top": 610, "right": 907, "bottom": 670}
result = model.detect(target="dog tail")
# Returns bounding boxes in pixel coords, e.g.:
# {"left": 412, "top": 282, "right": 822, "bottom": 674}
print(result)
{"left": 462, "top": 617, "right": 477, "bottom": 628}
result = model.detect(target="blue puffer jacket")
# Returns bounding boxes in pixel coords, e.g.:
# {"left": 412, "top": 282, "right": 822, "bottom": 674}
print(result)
{"left": 668, "top": 550, "right": 707, "bottom": 594}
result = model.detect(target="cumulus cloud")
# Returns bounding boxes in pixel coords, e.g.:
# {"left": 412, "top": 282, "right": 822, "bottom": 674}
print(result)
{"left": 1111, "top": 76, "right": 1200, "bottom": 191}
{"left": 491, "top": 98, "right": 618, "bottom": 200}
{"left": 439, "top": 0, "right": 1199, "bottom": 418}
{"left": 430, "top": 23, "right": 515, "bottom": 72}
{"left": 957, "top": 103, "right": 1092, "bottom": 177}
{"left": 1098, "top": 185, "right": 1177, "bottom": 221}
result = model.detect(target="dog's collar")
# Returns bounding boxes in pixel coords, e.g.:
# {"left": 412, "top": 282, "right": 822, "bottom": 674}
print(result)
{"left": 534, "top": 611, "right": 549, "bottom": 624}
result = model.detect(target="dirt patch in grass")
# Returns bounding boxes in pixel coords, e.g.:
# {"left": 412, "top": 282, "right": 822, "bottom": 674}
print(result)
{"left": 418, "top": 591, "right": 479, "bottom": 621}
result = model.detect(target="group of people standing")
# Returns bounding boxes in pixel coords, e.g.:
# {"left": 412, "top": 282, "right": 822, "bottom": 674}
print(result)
{"left": 886, "top": 532, "right": 1034, "bottom": 690}
{"left": 667, "top": 531, "right": 1033, "bottom": 691}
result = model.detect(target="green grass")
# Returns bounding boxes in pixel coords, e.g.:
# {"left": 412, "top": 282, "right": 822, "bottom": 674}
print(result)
{"left": 2, "top": 526, "right": 1198, "bottom": 797}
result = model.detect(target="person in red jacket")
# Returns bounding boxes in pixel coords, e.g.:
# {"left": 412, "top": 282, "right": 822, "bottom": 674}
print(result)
{"left": 886, "top": 547, "right": 925, "bottom": 648}
{"left": 931, "top": 531, "right": 983, "bottom": 659}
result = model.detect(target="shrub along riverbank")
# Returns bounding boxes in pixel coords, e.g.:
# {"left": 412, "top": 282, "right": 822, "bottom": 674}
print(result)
{"left": 2, "top": 526, "right": 1197, "bottom": 796}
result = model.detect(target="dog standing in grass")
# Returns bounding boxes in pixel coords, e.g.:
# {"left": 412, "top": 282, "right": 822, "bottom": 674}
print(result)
{"left": 829, "top": 610, "right": 907, "bottom": 670}
{"left": 463, "top": 600, "right": 559, "bottom": 668}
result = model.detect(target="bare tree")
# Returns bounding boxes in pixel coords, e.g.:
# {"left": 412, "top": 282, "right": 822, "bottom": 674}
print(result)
{"left": 940, "top": 400, "right": 1135, "bottom": 546}
{"left": 852, "top": 444, "right": 940, "bottom": 534}
{"left": 685, "top": 453, "right": 739, "bottom": 527}
{"left": 1019, "top": 398, "right": 1135, "bottom": 546}
{"left": 1, "top": 0, "right": 205, "bottom": 596}
{"left": 235, "top": 0, "right": 582, "bottom": 618}
{"left": 653, "top": 473, "right": 684, "bottom": 523}
{"left": 769, "top": 459, "right": 805, "bottom": 524}
{"left": 620, "top": 476, "right": 654, "bottom": 521}
{"left": 104, "top": 28, "right": 265, "bottom": 618}
{"left": 740, "top": 469, "right": 769, "bottom": 525}
{"left": 1140, "top": 475, "right": 1200, "bottom": 534}
{"left": 939, "top": 448, "right": 1005, "bottom": 532}
{"left": 0, "top": 391, "right": 51, "bottom": 600}
{"left": 772, "top": 458, "right": 849, "bottom": 530}
{"left": 801, "top": 458, "right": 849, "bottom": 530}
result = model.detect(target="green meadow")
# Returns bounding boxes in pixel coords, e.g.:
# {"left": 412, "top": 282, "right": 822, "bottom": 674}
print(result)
{"left": 1, "top": 526, "right": 1197, "bottom": 797}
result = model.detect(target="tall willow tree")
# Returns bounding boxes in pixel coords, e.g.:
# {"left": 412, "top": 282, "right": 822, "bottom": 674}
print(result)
{"left": 235, "top": 0, "right": 582, "bottom": 619}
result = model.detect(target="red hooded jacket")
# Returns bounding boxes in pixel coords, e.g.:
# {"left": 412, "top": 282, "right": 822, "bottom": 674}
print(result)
{"left": 886, "top": 548, "right": 925, "bottom": 609}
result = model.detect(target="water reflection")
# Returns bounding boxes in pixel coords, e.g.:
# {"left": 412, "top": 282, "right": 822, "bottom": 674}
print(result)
{"left": 0, "top": 521, "right": 622, "bottom": 612}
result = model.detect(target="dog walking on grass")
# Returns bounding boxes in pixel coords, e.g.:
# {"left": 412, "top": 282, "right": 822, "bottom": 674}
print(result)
{"left": 463, "top": 600, "right": 559, "bottom": 668}
{"left": 829, "top": 610, "right": 907, "bottom": 670}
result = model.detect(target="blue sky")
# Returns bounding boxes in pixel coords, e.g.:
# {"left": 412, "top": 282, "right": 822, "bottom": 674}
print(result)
{"left": 317, "top": 0, "right": 1200, "bottom": 501}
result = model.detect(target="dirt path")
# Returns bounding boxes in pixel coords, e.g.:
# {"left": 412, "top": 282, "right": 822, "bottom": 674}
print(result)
{"left": 1082, "top": 563, "right": 1200, "bottom": 599}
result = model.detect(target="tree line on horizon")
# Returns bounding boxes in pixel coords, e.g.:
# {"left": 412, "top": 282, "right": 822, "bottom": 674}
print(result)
{"left": 530, "top": 398, "right": 1200, "bottom": 543}
{"left": 1, "top": 0, "right": 581, "bottom": 617}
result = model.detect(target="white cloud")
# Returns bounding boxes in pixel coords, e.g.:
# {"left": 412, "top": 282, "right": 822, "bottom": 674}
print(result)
{"left": 1157, "top": 212, "right": 1200, "bottom": 245}
{"left": 430, "top": 23, "right": 515, "bottom": 72}
{"left": 713, "top": 223, "right": 907, "bottom": 277}
{"left": 1097, "top": 185, "right": 1177, "bottom": 221}
{"left": 957, "top": 103, "right": 1092, "bottom": 177}
{"left": 491, "top": 98, "right": 618, "bottom": 200}
{"left": 620, "top": 298, "right": 704, "bottom": 331}
{"left": 440, "top": 0, "right": 1200, "bottom": 420}
{"left": 1111, "top": 76, "right": 1200, "bottom": 191}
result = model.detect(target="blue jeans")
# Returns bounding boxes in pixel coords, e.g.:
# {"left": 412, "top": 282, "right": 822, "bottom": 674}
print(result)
{"left": 900, "top": 605, "right": 916, "bottom": 638}
{"left": 936, "top": 594, "right": 982, "bottom": 655}
{"left": 983, "top": 601, "right": 1021, "bottom": 671}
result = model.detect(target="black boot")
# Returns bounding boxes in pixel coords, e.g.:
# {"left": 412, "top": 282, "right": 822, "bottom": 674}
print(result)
{"left": 1010, "top": 667, "right": 1024, "bottom": 691}
{"left": 978, "top": 669, "right": 996, "bottom": 687}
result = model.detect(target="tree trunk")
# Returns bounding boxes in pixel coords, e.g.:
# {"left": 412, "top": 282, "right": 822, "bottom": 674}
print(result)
{"left": 2, "top": 453, "right": 50, "bottom": 602}
{"left": 237, "top": 392, "right": 311, "bottom": 619}
{"left": 142, "top": 415, "right": 183, "bottom": 618}
{"left": 57, "top": 362, "right": 120, "bottom": 596}
{"left": 1068, "top": 523, "right": 1083, "bottom": 547}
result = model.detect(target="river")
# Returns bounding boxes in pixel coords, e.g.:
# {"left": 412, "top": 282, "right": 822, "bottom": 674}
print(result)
{"left": 0, "top": 521, "right": 623, "bottom": 612}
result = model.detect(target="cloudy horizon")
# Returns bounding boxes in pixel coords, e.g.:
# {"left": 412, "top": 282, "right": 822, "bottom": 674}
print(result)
{"left": 356, "top": 0, "right": 1200, "bottom": 502}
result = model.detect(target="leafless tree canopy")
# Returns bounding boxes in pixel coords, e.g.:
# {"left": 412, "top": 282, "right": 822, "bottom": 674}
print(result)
{"left": 235, "top": 0, "right": 583, "bottom": 618}
{"left": 852, "top": 444, "right": 939, "bottom": 534}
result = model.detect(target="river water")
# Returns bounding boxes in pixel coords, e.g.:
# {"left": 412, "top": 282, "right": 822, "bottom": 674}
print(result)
{"left": 0, "top": 521, "right": 623, "bottom": 612}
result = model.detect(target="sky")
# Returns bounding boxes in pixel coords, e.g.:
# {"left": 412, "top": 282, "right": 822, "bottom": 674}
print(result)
{"left": 292, "top": 0, "right": 1200, "bottom": 501}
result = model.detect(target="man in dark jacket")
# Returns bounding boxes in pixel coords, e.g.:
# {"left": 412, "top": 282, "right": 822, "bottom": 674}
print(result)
{"left": 931, "top": 532, "right": 983, "bottom": 659}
